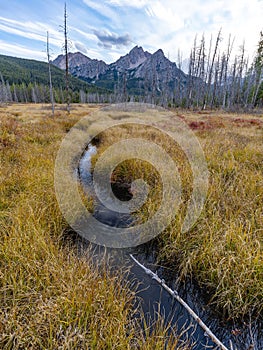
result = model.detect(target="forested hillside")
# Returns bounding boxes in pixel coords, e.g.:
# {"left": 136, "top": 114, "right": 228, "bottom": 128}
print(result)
{"left": 0, "top": 55, "right": 108, "bottom": 103}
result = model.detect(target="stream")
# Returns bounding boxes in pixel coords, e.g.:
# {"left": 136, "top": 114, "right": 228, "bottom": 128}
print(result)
{"left": 76, "top": 143, "right": 262, "bottom": 350}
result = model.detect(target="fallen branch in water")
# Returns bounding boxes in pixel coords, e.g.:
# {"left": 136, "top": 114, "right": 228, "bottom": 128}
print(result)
{"left": 130, "top": 254, "right": 229, "bottom": 350}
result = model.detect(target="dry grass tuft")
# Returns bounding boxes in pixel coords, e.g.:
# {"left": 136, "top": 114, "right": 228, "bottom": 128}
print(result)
{"left": 0, "top": 104, "right": 191, "bottom": 349}
{"left": 92, "top": 107, "right": 263, "bottom": 320}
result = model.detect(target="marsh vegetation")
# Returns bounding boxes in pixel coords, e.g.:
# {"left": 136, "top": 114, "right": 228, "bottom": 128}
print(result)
{"left": 0, "top": 103, "right": 262, "bottom": 349}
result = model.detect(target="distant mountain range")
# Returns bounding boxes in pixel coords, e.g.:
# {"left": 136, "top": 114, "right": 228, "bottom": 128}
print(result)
{"left": 52, "top": 46, "right": 189, "bottom": 96}
{"left": 0, "top": 47, "right": 194, "bottom": 101}
{"left": 1, "top": 45, "right": 261, "bottom": 108}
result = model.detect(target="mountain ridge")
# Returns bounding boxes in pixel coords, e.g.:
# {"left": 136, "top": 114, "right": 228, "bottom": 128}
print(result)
{"left": 52, "top": 46, "right": 189, "bottom": 96}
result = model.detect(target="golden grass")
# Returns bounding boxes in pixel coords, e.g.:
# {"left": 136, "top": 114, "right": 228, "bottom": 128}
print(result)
{"left": 160, "top": 127, "right": 263, "bottom": 318}
{"left": 90, "top": 106, "right": 263, "bottom": 320}
{"left": 0, "top": 103, "right": 190, "bottom": 349}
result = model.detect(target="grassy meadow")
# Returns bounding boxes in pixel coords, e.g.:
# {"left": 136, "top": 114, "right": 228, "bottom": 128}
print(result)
{"left": 89, "top": 106, "right": 263, "bottom": 320}
{"left": 0, "top": 104, "right": 190, "bottom": 350}
{"left": 0, "top": 102, "right": 262, "bottom": 348}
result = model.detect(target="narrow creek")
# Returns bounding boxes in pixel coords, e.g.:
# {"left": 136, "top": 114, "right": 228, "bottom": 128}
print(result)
{"left": 77, "top": 143, "right": 262, "bottom": 350}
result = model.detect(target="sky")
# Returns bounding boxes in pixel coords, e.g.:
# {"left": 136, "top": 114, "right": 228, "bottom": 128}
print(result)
{"left": 0, "top": 0, "right": 262, "bottom": 66}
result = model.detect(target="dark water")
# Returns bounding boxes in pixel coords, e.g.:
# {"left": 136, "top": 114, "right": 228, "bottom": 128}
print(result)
{"left": 77, "top": 144, "right": 262, "bottom": 350}
{"left": 78, "top": 144, "right": 134, "bottom": 228}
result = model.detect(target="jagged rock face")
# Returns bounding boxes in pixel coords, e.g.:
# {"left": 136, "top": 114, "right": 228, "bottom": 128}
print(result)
{"left": 134, "top": 49, "right": 176, "bottom": 79}
{"left": 53, "top": 52, "right": 91, "bottom": 69}
{"left": 71, "top": 60, "right": 108, "bottom": 80}
{"left": 133, "top": 49, "right": 188, "bottom": 90}
{"left": 52, "top": 46, "right": 189, "bottom": 94}
{"left": 110, "top": 46, "right": 151, "bottom": 71}
{"left": 52, "top": 52, "right": 108, "bottom": 80}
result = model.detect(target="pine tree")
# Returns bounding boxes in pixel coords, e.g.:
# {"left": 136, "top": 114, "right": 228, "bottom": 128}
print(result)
{"left": 252, "top": 31, "right": 263, "bottom": 106}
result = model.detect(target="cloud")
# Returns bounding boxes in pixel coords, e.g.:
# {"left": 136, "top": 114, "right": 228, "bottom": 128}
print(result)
{"left": 82, "top": 0, "right": 118, "bottom": 22}
{"left": 71, "top": 27, "right": 97, "bottom": 41}
{"left": 1, "top": 0, "right": 262, "bottom": 65}
{"left": 74, "top": 42, "right": 88, "bottom": 53}
{"left": 0, "top": 16, "right": 63, "bottom": 47}
{"left": 120, "top": 0, "right": 263, "bottom": 62}
{"left": 107, "top": 0, "right": 148, "bottom": 8}
{"left": 145, "top": 2, "right": 184, "bottom": 30}
{"left": 0, "top": 40, "right": 46, "bottom": 60}
{"left": 93, "top": 29, "right": 133, "bottom": 49}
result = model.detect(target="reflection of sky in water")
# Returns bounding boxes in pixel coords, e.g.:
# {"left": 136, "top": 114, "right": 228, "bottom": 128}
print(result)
{"left": 79, "top": 144, "right": 97, "bottom": 189}
{"left": 78, "top": 144, "right": 134, "bottom": 228}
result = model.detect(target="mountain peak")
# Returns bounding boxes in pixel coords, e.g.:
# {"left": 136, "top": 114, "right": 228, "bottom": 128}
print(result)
{"left": 111, "top": 45, "right": 149, "bottom": 70}
{"left": 52, "top": 52, "right": 108, "bottom": 79}
{"left": 52, "top": 51, "right": 91, "bottom": 70}
{"left": 129, "top": 45, "right": 144, "bottom": 54}
{"left": 52, "top": 45, "right": 185, "bottom": 95}
{"left": 153, "top": 48, "right": 165, "bottom": 57}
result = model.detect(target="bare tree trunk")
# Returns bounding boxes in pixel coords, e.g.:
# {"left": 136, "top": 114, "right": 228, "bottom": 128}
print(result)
{"left": 47, "top": 31, "right": 55, "bottom": 116}
{"left": 0, "top": 73, "right": 8, "bottom": 103}
{"left": 218, "top": 53, "right": 225, "bottom": 106}
{"left": 202, "top": 35, "right": 212, "bottom": 110}
{"left": 228, "top": 57, "right": 237, "bottom": 109}
{"left": 203, "top": 29, "right": 222, "bottom": 109}
{"left": 64, "top": 3, "right": 70, "bottom": 113}
{"left": 187, "top": 47, "right": 195, "bottom": 108}
{"left": 222, "top": 35, "right": 234, "bottom": 109}
{"left": 243, "top": 58, "right": 252, "bottom": 109}
{"left": 211, "top": 53, "right": 220, "bottom": 108}
{"left": 195, "top": 35, "right": 206, "bottom": 108}
{"left": 236, "top": 42, "right": 246, "bottom": 107}
{"left": 176, "top": 49, "right": 183, "bottom": 106}
{"left": 130, "top": 255, "right": 230, "bottom": 350}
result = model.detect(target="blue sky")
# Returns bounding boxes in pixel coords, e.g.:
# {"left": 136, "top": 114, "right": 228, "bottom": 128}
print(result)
{"left": 0, "top": 0, "right": 262, "bottom": 64}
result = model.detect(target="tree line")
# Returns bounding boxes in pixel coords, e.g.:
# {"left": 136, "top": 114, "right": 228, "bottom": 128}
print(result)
{"left": 0, "top": 30, "right": 262, "bottom": 110}
{"left": 181, "top": 30, "right": 263, "bottom": 110}
{"left": 126, "top": 30, "right": 263, "bottom": 110}
{"left": 0, "top": 78, "right": 116, "bottom": 104}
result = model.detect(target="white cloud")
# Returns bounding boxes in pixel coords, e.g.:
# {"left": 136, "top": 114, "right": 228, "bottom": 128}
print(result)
{"left": 93, "top": 29, "right": 133, "bottom": 48}
{"left": 74, "top": 42, "right": 88, "bottom": 53}
{"left": 71, "top": 27, "right": 97, "bottom": 41}
{"left": 82, "top": 0, "right": 119, "bottom": 22}
{"left": 0, "top": 40, "right": 46, "bottom": 60}
{"left": 145, "top": 2, "right": 184, "bottom": 31}
{"left": 0, "top": 0, "right": 262, "bottom": 65}
{"left": 107, "top": 0, "right": 148, "bottom": 8}
{"left": 0, "top": 16, "right": 63, "bottom": 47}
{"left": 113, "top": 0, "right": 263, "bottom": 63}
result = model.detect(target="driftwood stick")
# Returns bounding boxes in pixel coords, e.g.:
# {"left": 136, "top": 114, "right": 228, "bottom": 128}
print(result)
{"left": 130, "top": 254, "right": 229, "bottom": 350}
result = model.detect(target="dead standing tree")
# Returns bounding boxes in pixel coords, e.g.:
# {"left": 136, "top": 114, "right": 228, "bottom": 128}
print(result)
{"left": 222, "top": 35, "right": 234, "bottom": 109}
{"left": 47, "top": 31, "right": 55, "bottom": 116}
{"left": 62, "top": 3, "right": 70, "bottom": 113}
{"left": 207, "top": 29, "right": 222, "bottom": 109}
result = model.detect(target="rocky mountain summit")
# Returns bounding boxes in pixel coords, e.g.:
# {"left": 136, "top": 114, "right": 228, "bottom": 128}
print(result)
{"left": 53, "top": 52, "right": 108, "bottom": 80}
{"left": 110, "top": 46, "right": 151, "bottom": 71}
{"left": 52, "top": 46, "right": 188, "bottom": 95}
